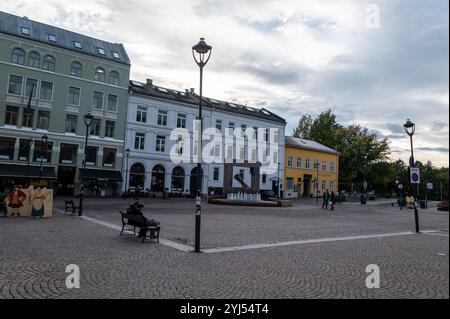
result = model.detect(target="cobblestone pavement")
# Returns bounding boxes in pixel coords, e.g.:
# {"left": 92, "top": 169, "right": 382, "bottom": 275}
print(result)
{"left": 1, "top": 198, "right": 448, "bottom": 299}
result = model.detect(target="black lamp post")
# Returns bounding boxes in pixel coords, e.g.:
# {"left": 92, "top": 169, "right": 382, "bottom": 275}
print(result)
{"left": 124, "top": 148, "right": 131, "bottom": 199}
{"left": 38, "top": 134, "right": 49, "bottom": 187}
{"left": 315, "top": 162, "right": 319, "bottom": 204}
{"left": 192, "top": 37, "right": 212, "bottom": 253}
{"left": 25, "top": 138, "right": 33, "bottom": 187}
{"left": 403, "top": 119, "right": 419, "bottom": 233}
{"left": 78, "top": 112, "right": 94, "bottom": 217}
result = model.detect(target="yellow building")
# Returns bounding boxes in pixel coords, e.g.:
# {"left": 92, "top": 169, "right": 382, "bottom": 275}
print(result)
{"left": 283, "top": 136, "right": 340, "bottom": 198}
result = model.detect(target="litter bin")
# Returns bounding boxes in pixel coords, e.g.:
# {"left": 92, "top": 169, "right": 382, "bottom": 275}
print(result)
{"left": 419, "top": 200, "right": 426, "bottom": 209}
{"left": 360, "top": 194, "right": 367, "bottom": 205}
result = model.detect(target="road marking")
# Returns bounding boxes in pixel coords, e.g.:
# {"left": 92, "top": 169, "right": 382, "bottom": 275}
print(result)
{"left": 80, "top": 215, "right": 193, "bottom": 252}
{"left": 78, "top": 215, "right": 447, "bottom": 254}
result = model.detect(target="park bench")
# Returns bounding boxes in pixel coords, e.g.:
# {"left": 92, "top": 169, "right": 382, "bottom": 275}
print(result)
{"left": 64, "top": 200, "right": 79, "bottom": 215}
{"left": 0, "top": 200, "right": 6, "bottom": 217}
{"left": 120, "top": 211, "right": 160, "bottom": 243}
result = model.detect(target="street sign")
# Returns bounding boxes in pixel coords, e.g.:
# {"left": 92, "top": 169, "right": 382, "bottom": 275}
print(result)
{"left": 427, "top": 182, "right": 433, "bottom": 190}
{"left": 398, "top": 183, "right": 403, "bottom": 190}
{"left": 410, "top": 167, "right": 420, "bottom": 184}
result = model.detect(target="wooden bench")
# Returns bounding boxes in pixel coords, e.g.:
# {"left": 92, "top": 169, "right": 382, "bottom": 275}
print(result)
{"left": 120, "top": 211, "right": 160, "bottom": 243}
{"left": 64, "top": 200, "right": 79, "bottom": 215}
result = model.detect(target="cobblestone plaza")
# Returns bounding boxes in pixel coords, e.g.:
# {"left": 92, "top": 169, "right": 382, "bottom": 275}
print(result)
{"left": 1, "top": 198, "right": 448, "bottom": 299}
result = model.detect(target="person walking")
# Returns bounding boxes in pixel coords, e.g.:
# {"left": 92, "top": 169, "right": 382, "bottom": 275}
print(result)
{"left": 133, "top": 185, "right": 141, "bottom": 200}
{"left": 322, "top": 189, "right": 330, "bottom": 209}
{"left": 330, "top": 191, "right": 336, "bottom": 210}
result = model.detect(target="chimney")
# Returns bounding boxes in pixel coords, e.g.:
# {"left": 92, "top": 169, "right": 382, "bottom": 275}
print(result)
{"left": 190, "top": 88, "right": 195, "bottom": 94}
{"left": 146, "top": 78, "right": 153, "bottom": 86}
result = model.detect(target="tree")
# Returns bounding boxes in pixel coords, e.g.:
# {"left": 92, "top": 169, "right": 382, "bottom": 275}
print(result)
{"left": 292, "top": 114, "right": 312, "bottom": 139}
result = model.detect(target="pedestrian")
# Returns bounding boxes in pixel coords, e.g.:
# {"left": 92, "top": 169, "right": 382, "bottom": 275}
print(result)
{"left": 126, "top": 201, "right": 159, "bottom": 238}
{"left": 322, "top": 189, "right": 330, "bottom": 209}
{"left": 330, "top": 191, "right": 336, "bottom": 210}
{"left": 134, "top": 185, "right": 141, "bottom": 200}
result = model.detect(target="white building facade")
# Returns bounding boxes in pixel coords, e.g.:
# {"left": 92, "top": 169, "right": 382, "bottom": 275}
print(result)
{"left": 124, "top": 79, "right": 286, "bottom": 196}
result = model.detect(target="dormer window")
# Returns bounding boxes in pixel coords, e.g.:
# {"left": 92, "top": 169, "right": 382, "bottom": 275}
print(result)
{"left": 20, "top": 27, "right": 30, "bottom": 35}
{"left": 112, "top": 51, "right": 120, "bottom": 59}
{"left": 73, "top": 41, "right": 82, "bottom": 49}
{"left": 48, "top": 34, "right": 56, "bottom": 42}
{"left": 97, "top": 48, "right": 105, "bottom": 55}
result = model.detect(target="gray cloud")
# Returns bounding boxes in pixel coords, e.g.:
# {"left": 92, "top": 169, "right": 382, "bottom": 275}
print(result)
{"left": 416, "top": 147, "right": 449, "bottom": 153}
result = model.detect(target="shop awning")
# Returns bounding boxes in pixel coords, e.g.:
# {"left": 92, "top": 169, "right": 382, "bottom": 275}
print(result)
{"left": 79, "top": 168, "right": 123, "bottom": 181}
{"left": 0, "top": 163, "right": 57, "bottom": 179}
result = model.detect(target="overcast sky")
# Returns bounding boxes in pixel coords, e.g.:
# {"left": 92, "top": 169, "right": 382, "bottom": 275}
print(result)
{"left": 2, "top": 0, "right": 449, "bottom": 166}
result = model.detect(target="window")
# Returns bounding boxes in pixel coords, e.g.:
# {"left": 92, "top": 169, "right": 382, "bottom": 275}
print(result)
{"left": 134, "top": 133, "right": 145, "bottom": 150}
{"left": 229, "top": 122, "right": 235, "bottom": 129}
{"left": 33, "top": 140, "right": 52, "bottom": 162}
{"left": 136, "top": 106, "right": 147, "bottom": 123}
{"left": 112, "top": 51, "right": 121, "bottom": 59}
{"left": 252, "top": 127, "right": 258, "bottom": 140}
{"left": 42, "top": 55, "right": 55, "bottom": 72}
{"left": 73, "top": 41, "right": 82, "bottom": 49}
{"left": 90, "top": 119, "right": 101, "bottom": 136}
{"left": 177, "top": 113, "right": 186, "bottom": 128}
{"left": 103, "top": 148, "right": 116, "bottom": 168}
{"left": 262, "top": 173, "right": 267, "bottom": 184}
{"left": 11, "top": 48, "right": 25, "bottom": 65}
{"left": 97, "top": 48, "right": 105, "bottom": 55}
{"left": 37, "top": 111, "right": 50, "bottom": 130}
{"left": 94, "top": 67, "right": 105, "bottom": 82}
{"left": 8, "top": 75, "right": 23, "bottom": 95}
{"left": 28, "top": 51, "right": 40, "bottom": 68}
{"left": 5, "top": 106, "right": 19, "bottom": 125}
{"left": 215, "top": 119, "right": 222, "bottom": 130}
{"left": 251, "top": 148, "right": 257, "bottom": 161}
{"left": 93, "top": 92, "right": 104, "bottom": 109}
{"left": 288, "top": 156, "right": 293, "bottom": 167}
{"left": 70, "top": 62, "right": 82, "bottom": 77}
{"left": 48, "top": 34, "right": 56, "bottom": 42}
{"left": 20, "top": 27, "right": 30, "bottom": 35}
{"left": 274, "top": 129, "right": 279, "bottom": 143}
{"left": 22, "top": 109, "right": 34, "bottom": 128}
{"left": 85, "top": 146, "right": 98, "bottom": 166}
{"left": 0, "top": 137, "right": 16, "bottom": 160}
{"left": 39, "top": 81, "right": 53, "bottom": 101}
{"left": 25, "top": 78, "right": 38, "bottom": 98}
{"left": 286, "top": 177, "right": 294, "bottom": 191}
{"left": 322, "top": 160, "right": 327, "bottom": 171}
{"left": 59, "top": 143, "right": 78, "bottom": 164}
{"left": 156, "top": 135, "right": 166, "bottom": 152}
{"left": 314, "top": 159, "right": 319, "bottom": 170}
{"left": 67, "top": 87, "right": 80, "bottom": 105}
{"left": 18, "top": 139, "right": 32, "bottom": 161}
{"left": 105, "top": 121, "right": 115, "bottom": 138}
{"left": 241, "top": 124, "right": 247, "bottom": 137}
{"left": 305, "top": 159, "right": 310, "bottom": 169}
{"left": 330, "top": 161, "right": 335, "bottom": 172}
{"left": 107, "top": 94, "right": 118, "bottom": 112}
{"left": 297, "top": 157, "right": 302, "bottom": 168}
{"left": 226, "top": 145, "right": 233, "bottom": 160}
{"left": 239, "top": 146, "right": 245, "bottom": 160}
{"left": 264, "top": 128, "right": 269, "bottom": 142}
{"left": 273, "top": 151, "right": 278, "bottom": 164}
{"left": 214, "top": 143, "right": 221, "bottom": 157}
{"left": 109, "top": 71, "right": 119, "bottom": 86}
{"left": 213, "top": 167, "right": 220, "bottom": 181}
{"left": 322, "top": 180, "right": 326, "bottom": 190}
{"left": 330, "top": 181, "right": 335, "bottom": 191}
{"left": 65, "top": 114, "right": 77, "bottom": 133}
{"left": 157, "top": 110, "right": 167, "bottom": 126}
{"left": 176, "top": 135, "right": 184, "bottom": 155}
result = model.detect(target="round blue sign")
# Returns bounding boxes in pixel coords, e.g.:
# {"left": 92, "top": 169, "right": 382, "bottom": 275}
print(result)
{"left": 412, "top": 173, "right": 419, "bottom": 182}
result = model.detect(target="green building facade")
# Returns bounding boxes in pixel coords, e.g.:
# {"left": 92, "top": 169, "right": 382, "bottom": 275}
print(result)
{"left": 0, "top": 11, "right": 130, "bottom": 196}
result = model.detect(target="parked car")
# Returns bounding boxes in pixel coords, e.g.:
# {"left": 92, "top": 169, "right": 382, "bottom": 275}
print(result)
{"left": 437, "top": 200, "right": 449, "bottom": 211}
{"left": 367, "top": 191, "right": 376, "bottom": 200}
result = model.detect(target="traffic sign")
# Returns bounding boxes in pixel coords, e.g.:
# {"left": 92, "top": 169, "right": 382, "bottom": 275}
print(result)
{"left": 410, "top": 167, "right": 420, "bottom": 184}
{"left": 427, "top": 182, "right": 433, "bottom": 190}
{"left": 398, "top": 183, "right": 403, "bottom": 190}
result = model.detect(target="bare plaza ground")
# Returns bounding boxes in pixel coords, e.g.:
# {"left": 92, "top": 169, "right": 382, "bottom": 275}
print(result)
{"left": 1, "top": 197, "right": 448, "bottom": 298}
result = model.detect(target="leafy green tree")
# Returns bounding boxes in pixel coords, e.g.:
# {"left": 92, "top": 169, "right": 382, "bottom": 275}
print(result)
{"left": 292, "top": 114, "right": 312, "bottom": 139}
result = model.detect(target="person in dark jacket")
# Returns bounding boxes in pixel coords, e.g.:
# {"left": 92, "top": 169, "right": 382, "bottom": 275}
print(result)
{"left": 330, "top": 191, "right": 336, "bottom": 210}
{"left": 126, "top": 201, "right": 159, "bottom": 238}
{"left": 321, "top": 189, "right": 330, "bottom": 209}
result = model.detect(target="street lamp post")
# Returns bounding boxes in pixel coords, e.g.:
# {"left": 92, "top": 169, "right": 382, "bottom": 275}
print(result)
{"left": 38, "top": 135, "right": 49, "bottom": 187}
{"left": 25, "top": 138, "right": 33, "bottom": 187}
{"left": 192, "top": 37, "right": 212, "bottom": 253}
{"left": 78, "top": 112, "right": 94, "bottom": 217}
{"left": 404, "top": 119, "right": 419, "bottom": 233}
{"left": 124, "top": 148, "right": 131, "bottom": 199}
{"left": 277, "top": 162, "right": 281, "bottom": 198}
{"left": 315, "top": 162, "right": 319, "bottom": 204}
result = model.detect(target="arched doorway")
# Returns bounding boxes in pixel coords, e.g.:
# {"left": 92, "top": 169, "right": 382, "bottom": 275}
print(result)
{"left": 129, "top": 163, "right": 145, "bottom": 190}
{"left": 189, "top": 167, "right": 203, "bottom": 195}
{"left": 151, "top": 165, "right": 165, "bottom": 192}
{"left": 171, "top": 166, "right": 185, "bottom": 192}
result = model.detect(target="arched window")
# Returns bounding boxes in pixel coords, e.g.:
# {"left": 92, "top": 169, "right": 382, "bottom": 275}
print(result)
{"left": 28, "top": 51, "right": 40, "bottom": 68}
{"left": 42, "top": 55, "right": 55, "bottom": 72}
{"left": 94, "top": 67, "right": 105, "bottom": 82}
{"left": 70, "top": 62, "right": 82, "bottom": 77}
{"left": 171, "top": 167, "right": 185, "bottom": 192}
{"left": 151, "top": 165, "right": 165, "bottom": 192}
{"left": 11, "top": 48, "right": 25, "bottom": 65}
{"left": 109, "top": 71, "right": 119, "bottom": 86}
{"left": 129, "top": 163, "right": 145, "bottom": 189}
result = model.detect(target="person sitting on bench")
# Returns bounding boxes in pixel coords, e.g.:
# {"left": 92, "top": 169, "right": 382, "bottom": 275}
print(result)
{"left": 127, "top": 201, "right": 158, "bottom": 238}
